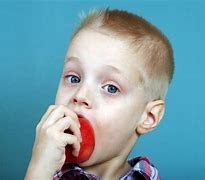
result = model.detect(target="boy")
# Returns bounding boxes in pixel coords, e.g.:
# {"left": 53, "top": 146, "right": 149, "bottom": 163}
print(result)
{"left": 25, "top": 9, "right": 174, "bottom": 180}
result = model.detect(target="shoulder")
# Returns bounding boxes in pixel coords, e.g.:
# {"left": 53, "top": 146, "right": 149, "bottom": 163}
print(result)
{"left": 120, "top": 156, "right": 161, "bottom": 180}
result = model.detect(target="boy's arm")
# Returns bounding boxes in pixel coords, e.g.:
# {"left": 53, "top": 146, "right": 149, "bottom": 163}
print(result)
{"left": 24, "top": 157, "right": 54, "bottom": 180}
{"left": 24, "top": 105, "right": 81, "bottom": 180}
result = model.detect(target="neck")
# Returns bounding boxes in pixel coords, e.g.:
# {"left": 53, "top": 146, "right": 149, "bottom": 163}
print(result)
{"left": 84, "top": 133, "right": 138, "bottom": 179}
{"left": 85, "top": 155, "right": 130, "bottom": 180}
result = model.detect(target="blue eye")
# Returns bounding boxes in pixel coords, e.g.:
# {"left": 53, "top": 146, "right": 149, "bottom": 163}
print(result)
{"left": 103, "top": 84, "right": 119, "bottom": 94}
{"left": 66, "top": 75, "right": 80, "bottom": 84}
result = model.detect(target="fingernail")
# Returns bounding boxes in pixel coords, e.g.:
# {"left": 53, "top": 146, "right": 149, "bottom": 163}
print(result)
{"left": 73, "top": 151, "right": 79, "bottom": 157}
{"left": 78, "top": 135, "right": 82, "bottom": 143}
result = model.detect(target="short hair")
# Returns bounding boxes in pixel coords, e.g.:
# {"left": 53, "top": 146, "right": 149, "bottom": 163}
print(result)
{"left": 71, "top": 8, "right": 174, "bottom": 100}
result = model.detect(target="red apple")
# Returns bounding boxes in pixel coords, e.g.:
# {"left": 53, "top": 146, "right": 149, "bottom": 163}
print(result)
{"left": 64, "top": 117, "right": 95, "bottom": 164}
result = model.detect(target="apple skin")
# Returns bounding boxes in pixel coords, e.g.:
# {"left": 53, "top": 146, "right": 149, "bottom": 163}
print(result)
{"left": 64, "top": 117, "right": 95, "bottom": 164}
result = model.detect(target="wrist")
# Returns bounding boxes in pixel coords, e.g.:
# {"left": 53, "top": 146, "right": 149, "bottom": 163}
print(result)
{"left": 25, "top": 158, "right": 54, "bottom": 180}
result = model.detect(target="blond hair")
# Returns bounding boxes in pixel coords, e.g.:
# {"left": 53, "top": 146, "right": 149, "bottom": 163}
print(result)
{"left": 71, "top": 8, "right": 174, "bottom": 100}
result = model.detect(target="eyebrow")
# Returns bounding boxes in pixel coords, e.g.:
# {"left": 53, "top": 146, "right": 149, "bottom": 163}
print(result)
{"left": 65, "top": 56, "right": 122, "bottom": 74}
{"left": 101, "top": 65, "right": 122, "bottom": 75}
{"left": 64, "top": 56, "right": 144, "bottom": 85}
{"left": 64, "top": 56, "right": 80, "bottom": 64}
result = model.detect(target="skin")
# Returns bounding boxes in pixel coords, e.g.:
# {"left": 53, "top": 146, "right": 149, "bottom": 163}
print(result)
{"left": 25, "top": 29, "right": 165, "bottom": 180}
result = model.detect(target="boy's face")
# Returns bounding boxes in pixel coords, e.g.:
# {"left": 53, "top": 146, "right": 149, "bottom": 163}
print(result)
{"left": 55, "top": 29, "right": 147, "bottom": 166}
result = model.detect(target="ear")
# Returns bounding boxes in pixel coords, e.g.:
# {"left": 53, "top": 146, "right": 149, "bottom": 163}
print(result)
{"left": 136, "top": 99, "right": 165, "bottom": 135}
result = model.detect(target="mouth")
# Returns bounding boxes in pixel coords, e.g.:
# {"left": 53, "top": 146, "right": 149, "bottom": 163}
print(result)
{"left": 77, "top": 114, "right": 91, "bottom": 123}
{"left": 77, "top": 113, "right": 85, "bottom": 119}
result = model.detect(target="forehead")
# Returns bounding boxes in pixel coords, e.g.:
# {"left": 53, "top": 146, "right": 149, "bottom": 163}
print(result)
{"left": 66, "top": 29, "right": 144, "bottom": 85}
{"left": 68, "top": 29, "right": 128, "bottom": 60}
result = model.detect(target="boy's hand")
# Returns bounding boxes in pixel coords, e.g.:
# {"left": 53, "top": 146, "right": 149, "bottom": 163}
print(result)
{"left": 25, "top": 105, "right": 81, "bottom": 179}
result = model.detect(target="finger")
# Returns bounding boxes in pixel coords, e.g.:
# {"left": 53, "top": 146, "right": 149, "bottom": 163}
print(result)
{"left": 59, "top": 133, "right": 80, "bottom": 157}
{"left": 37, "top": 105, "right": 56, "bottom": 128}
{"left": 43, "top": 105, "right": 79, "bottom": 128}
{"left": 52, "top": 116, "right": 82, "bottom": 142}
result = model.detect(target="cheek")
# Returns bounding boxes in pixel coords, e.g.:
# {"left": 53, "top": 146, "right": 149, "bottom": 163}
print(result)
{"left": 94, "top": 95, "right": 145, "bottom": 139}
{"left": 102, "top": 101, "right": 142, "bottom": 127}
{"left": 55, "top": 82, "right": 73, "bottom": 105}
{"left": 94, "top": 105, "right": 135, "bottom": 143}
{"left": 93, "top": 114, "right": 135, "bottom": 158}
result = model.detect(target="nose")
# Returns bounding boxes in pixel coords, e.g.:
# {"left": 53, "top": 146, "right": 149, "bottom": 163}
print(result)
{"left": 72, "top": 97, "right": 91, "bottom": 108}
{"left": 71, "top": 86, "right": 92, "bottom": 109}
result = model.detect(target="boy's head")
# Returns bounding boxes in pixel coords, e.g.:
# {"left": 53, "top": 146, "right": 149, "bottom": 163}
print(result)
{"left": 55, "top": 9, "right": 174, "bottom": 166}
{"left": 72, "top": 9, "right": 174, "bottom": 101}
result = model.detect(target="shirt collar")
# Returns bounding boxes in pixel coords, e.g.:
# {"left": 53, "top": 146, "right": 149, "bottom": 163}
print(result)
{"left": 120, "top": 156, "right": 160, "bottom": 180}
{"left": 53, "top": 156, "right": 160, "bottom": 180}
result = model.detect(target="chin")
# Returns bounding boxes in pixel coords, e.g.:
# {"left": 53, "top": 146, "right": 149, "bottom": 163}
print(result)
{"left": 78, "top": 152, "right": 97, "bottom": 167}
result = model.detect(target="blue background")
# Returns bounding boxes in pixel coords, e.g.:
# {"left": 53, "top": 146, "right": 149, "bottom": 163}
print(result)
{"left": 0, "top": 1, "right": 204, "bottom": 179}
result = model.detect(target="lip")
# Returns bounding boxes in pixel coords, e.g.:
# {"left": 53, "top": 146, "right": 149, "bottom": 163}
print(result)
{"left": 77, "top": 113, "right": 87, "bottom": 120}
{"left": 76, "top": 112, "right": 93, "bottom": 124}
{"left": 77, "top": 114, "right": 83, "bottom": 118}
